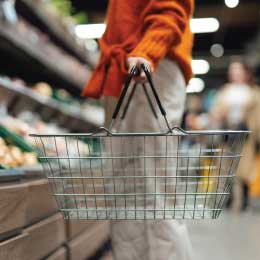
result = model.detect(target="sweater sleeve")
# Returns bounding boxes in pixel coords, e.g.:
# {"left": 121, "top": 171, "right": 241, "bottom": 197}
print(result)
{"left": 128, "top": 0, "right": 193, "bottom": 68}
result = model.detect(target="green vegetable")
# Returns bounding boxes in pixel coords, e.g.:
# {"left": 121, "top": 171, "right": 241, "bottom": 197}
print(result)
{"left": 0, "top": 125, "right": 35, "bottom": 153}
{"left": 49, "top": 0, "right": 88, "bottom": 24}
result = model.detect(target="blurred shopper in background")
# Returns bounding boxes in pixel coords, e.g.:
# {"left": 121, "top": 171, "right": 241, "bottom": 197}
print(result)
{"left": 213, "top": 61, "right": 260, "bottom": 211}
{"left": 83, "top": 0, "right": 194, "bottom": 259}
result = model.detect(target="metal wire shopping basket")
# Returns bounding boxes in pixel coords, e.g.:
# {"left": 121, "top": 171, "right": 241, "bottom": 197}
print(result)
{"left": 30, "top": 65, "right": 249, "bottom": 220}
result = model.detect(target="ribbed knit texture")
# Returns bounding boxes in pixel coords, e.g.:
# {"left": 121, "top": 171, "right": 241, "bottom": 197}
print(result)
{"left": 83, "top": 0, "right": 194, "bottom": 98}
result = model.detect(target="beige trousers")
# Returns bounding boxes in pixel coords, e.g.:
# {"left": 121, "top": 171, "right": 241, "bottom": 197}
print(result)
{"left": 104, "top": 59, "right": 193, "bottom": 260}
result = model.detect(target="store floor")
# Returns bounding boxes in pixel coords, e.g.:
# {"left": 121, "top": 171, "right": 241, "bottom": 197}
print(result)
{"left": 102, "top": 208, "right": 260, "bottom": 260}
{"left": 187, "top": 209, "right": 260, "bottom": 260}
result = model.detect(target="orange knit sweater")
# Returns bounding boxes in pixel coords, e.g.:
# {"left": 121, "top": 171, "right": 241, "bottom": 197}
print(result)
{"left": 82, "top": 0, "right": 194, "bottom": 98}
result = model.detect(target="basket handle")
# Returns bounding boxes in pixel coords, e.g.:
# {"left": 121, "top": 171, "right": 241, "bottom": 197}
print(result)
{"left": 108, "top": 64, "right": 172, "bottom": 132}
{"left": 120, "top": 83, "right": 159, "bottom": 121}
{"left": 141, "top": 64, "right": 172, "bottom": 131}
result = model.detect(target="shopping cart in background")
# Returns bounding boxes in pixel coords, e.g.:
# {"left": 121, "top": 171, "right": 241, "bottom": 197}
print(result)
{"left": 30, "top": 65, "right": 249, "bottom": 220}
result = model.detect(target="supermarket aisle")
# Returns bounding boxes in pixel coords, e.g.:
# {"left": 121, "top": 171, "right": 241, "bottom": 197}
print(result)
{"left": 101, "top": 209, "right": 260, "bottom": 260}
{"left": 187, "top": 210, "right": 260, "bottom": 260}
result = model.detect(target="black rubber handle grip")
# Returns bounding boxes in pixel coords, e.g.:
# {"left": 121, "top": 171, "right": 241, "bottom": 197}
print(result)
{"left": 111, "top": 65, "right": 138, "bottom": 120}
{"left": 141, "top": 64, "right": 166, "bottom": 117}
{"left": 120, "top": 82, "right": 138, "bottom": 120}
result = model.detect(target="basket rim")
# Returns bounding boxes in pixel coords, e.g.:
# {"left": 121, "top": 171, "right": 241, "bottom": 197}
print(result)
{"left": 29, "top": 126, "right": 250, "bottom": 137}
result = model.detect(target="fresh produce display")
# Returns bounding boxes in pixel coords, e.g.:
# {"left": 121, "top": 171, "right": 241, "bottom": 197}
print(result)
{"left": 0, "top": 125, "right": 36, "bottom": 152}
{"left": 0, "top": 73, "right": 104, "bottom": 129}
{"left": 0, "top": 18, "right": 102, "bottom": 169}
{"left": 0, "top": 106, "right": 93, "bottom": 169}
{"left": 52, "top": 88, "right": 74, "bottom": 104}
{"left": 0, "top": 137, "right": 37, "bottom": 168}
{"left": 33, "top": 82, "right": 53, "bottom": 97}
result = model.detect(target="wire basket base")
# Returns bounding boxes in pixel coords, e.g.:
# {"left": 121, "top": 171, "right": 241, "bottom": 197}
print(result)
{"left": 61, "top": 207, "right": 222, "bottom": 220}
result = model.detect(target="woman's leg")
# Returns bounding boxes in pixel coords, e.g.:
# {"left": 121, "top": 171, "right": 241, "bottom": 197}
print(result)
{"left": 106, "top": 59, "right": 192, "bottom": 260}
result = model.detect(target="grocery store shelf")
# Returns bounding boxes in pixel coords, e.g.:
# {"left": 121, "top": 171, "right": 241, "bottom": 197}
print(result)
{"left": 0, "top": 77, "right": 104, "bottom": 130}
{"left": 20, "top": 165, "right": 44, "bottom": 179}
{"left": 0, "top": 20, "right": 91, "bottom": 95}
{"left": 0, "top": 168, "right": 25, "bottom": 182}
{"left": 0, "top": 166, "right": 45, "bottom": 182}
{"left": 16, "top": 0, "right": 96, "bottom": 67}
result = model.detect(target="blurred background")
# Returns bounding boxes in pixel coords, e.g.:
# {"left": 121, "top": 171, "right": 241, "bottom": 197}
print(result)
{"left": 0, "top": 0, "right": 260, "bottom": 260}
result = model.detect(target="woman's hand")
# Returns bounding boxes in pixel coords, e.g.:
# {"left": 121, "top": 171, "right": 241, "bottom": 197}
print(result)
{"left": 127, "top": 57, "right": 154, "bottom": 82}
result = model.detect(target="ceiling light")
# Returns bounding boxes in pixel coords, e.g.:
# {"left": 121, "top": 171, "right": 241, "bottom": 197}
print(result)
{"left": 225, "top": 0, "right": 239, "bottom": 8}
{"left": 190, "top": 18, "right": 220, "bottom": 34}
{"left": 75, "top": 18, "right": 220, "bottom": 40}
{"left": 187, "top": 78, "right": 205, "bottom": 93}
{"left": 210, "top": 43, "right": 224, "bottom": 58}
{"left": 192, "top": 60, "right": 210, "bottom": 75}
{"left": 75, "top": 24, "right": 106, "bottom": 39}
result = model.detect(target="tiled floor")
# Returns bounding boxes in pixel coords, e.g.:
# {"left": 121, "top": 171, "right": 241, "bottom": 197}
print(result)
{"left": 187, "top": 209, "right": 260, "bottom": 260}
{"left": 99, "top": 208, "right": 260, "bottom": 260}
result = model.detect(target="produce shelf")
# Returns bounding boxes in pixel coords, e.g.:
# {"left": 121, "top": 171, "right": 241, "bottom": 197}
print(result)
{"left": 0, "top": 20, "right": 91, "bottom": 95}
{"left": 0, "top": 168, "right": 25, "bottom": 182}
{"left": 0, "top": 76, "right": 104, "bottom": 131}
{"left": 16, "top": 0, "right": 96, "bottom": 67}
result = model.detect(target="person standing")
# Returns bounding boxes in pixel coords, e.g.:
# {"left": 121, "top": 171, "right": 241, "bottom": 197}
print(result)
{"left": 213, "top": 61, "right": 260, "bottom": 211}
{"left": 83, "top": 1, "right": 194, "bottom": 259}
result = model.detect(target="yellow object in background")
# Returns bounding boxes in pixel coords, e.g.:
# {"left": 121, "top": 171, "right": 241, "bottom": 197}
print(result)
{"left": 250, "top": 155, "right": 260, "bottom": 197}
{"left": 198, "top": 158, "right": 216, "bottom": 193}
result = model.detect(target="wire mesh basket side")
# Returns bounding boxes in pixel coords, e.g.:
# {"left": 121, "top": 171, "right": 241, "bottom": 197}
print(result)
{"left": 33, "top": 131, "right": 247, "bottom": 220}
